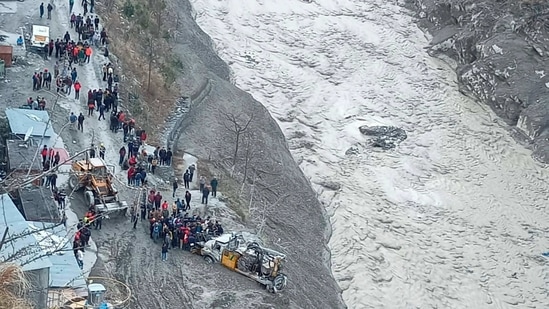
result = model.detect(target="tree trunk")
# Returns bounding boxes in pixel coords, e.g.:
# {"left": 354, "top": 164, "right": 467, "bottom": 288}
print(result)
{"left": 233, "top": 132, "right": 240, "bottom": 166}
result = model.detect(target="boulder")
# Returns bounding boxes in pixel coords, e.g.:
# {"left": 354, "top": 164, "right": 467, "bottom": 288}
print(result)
{"left": 359, "top": 125, "right": 407, "bottom": 149}
{"left": 407, "top": 0, "right": 549, "bottom": 162}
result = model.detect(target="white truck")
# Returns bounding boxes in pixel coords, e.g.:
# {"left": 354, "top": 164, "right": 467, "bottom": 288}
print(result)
{"left": 29, "top": 25, "right": 49, "bottom": 51}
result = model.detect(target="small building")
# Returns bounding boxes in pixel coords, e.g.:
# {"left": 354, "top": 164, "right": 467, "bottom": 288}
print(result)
{"left": 0, "top": 193, "right": 87, "bottom": 308}
{"left": 11, "top": 186, "right": 60, "bottom": 223}
{"left": 4, "top": 108, "right": 69, "bottom": 175}
{"left": 5, "top": 108, "right": 54, "bottom": 138}
{"left": 0, "top": 193, "right": 51, "bottom": 309}
{"left": 0, "top": 45, "right": 13, "bottom": 67}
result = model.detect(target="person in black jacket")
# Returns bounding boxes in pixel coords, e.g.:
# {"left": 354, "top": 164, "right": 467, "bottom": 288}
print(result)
{"left": 172, "top": 179, "right": 178, "bottom": 198}
{"left": 185, "top": 191, "right": 191, "bottom": 210}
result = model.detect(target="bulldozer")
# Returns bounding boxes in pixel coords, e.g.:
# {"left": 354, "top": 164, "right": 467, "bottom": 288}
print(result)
{"left": 68, "top": 157, "right": 127, "bottom": 214}
{"left": 198, "top": 232, "right": 288, "bottom": 293}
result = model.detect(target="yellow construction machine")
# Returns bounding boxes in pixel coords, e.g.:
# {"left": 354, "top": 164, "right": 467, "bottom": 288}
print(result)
{"left": 68, "top": 157, "right": 127, "bottom": 214}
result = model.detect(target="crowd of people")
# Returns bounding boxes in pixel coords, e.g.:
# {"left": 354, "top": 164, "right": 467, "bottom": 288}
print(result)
{"left": 146, "top": 192, "right": 225, "bottom": 261}
{"left": 32, "top": 0, "right": 228, "bottom": 269}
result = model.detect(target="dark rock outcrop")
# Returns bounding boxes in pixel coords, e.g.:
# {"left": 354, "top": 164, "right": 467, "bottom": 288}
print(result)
{"left": 406, "top": 0, "right": 549, "bottom": 162}
{"left": 359, "top": 125, "right": 408, "bottom": 149}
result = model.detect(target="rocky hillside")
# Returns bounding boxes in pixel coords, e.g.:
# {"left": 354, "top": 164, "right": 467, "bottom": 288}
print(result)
{"left": 163, "top": 0, "right": 346, "bottom": 308}
{"left": 407, "top": 0, "right": 549, "bottom": 162}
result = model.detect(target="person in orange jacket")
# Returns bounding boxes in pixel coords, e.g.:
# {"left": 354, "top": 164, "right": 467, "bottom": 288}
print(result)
{"left": 84, "top": 46, "right": 92, "bottom": 63}
{"left": 74, "top": 80, "right": 81, "bottom": 99}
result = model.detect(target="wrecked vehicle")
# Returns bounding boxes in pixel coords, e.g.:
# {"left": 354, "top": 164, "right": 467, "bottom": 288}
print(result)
{"left": 197, "top": 232, "right": 288, "bottom": 293}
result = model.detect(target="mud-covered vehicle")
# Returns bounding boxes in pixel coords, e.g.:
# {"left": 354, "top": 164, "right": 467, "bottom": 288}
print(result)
{"left": 198, "top": 232, "right": 288, "bottom": 293}
{"left": 68, "top": 157, "right": 127, "bottom": 214}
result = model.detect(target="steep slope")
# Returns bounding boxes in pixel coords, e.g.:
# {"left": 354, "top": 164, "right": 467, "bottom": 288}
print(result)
{"left": 166, "top": 0, "right": 346, "bottom": 308}
{"left": 407, "top": 0, "right": 549, "bottom": 162}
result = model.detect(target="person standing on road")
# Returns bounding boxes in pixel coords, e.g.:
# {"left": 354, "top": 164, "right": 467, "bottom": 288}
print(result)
{"left": 172, "top": 178, "right": 178, "bottom": 198}
{"left": 154, "top": 192, "right": 162, "bottom": 209}
{"left": 99, "top": 143, "right": 106, "bottom": 159}
{"left": 118, "top": 146, "right": 126, "bottom": 165}
{"left": 69, "top": 112, "right": 77, "bottom": 130}
{"left": 183, "top": 170, "right": 190, "bottom": 189}
{"left": 185, "top": 190, "right": 191, "bottom": 210}
{"left": 77, "top": 113, "right": 85, "bottom": 132}
{"left": 85, "top": 45, "right": 92, "bottom": 63}
{"left": 47, "top": 3, "right": 53, "bottom": 19}
{"left": 87, "top": 100, "right": 95, "bottom": 117}
{"left": 48, "top": 40, "right": 54, "bottom": 57}
{"left": 41, "top": 145, "right": 48, "bottom": 165}
{"left": 43, "top": 69, "right": 52, "bottom": 90}
{"left": 90, "top": 0, "right": 95, "bottom": 13}
{"left": 188, "top": 164, "right": 196, "bottom": 181}
{"left": 71, "top": 68, "right": 78, "bottom": 83}
{"left": 39, "top": 3, "right": 44, "bottom": 19}
{"left": 98, "top": 103, "right": 106, "bottom": 120}
{"left": 89, "top": 144, "right": 96, "bottom": 158}
{"left": 210, "top": 177, "right": 218, "bottom": 198}
{"left": 74, "top": 80, "right": 81, "bottom": 99}
{"left": 161, "top": 242, "right": 168, "bottom": 261}
{"left": 76, "top": 249, "right": 84, "bottom": 270}
{"left": 201, "top": 186, "right": 210, "bottom": 205}
{"left": 50, "top": 173, "right": 58, "bottom": 191}
{"left": 199, "top": 176, "right": 205, "bottom": 193}
{"left": 69, "top": 0, "right": 74, "bottom": 13}
{"left": 166, "top": 148, "right": 173, "bottom": 166}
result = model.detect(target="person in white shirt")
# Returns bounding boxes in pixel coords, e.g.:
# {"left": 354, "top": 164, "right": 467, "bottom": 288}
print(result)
{"left": 76, "top": 249, "right": 84, "bottom": 270}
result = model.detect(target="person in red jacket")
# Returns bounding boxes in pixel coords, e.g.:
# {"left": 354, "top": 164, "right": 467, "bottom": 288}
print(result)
{"left": 41, "top": 145, "right": 48, "bottom": 165}
{"left": 154, "top": 192, "right": 162, "bottom": 209}
{"left": 74, "top": 80, "right": 81, "bottom": 99}
{"left": 161, "top": 200, "right": 168, "bottom": 211}
{"left": 127, "top": 166, "right": 135, "bottom": 186}
{"left": 140, "top": 130, "right": 147, "bottom": 142}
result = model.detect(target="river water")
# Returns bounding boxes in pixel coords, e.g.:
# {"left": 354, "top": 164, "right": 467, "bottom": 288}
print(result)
{"left": 190, "top": 0, "right": 549, "bottom": 307}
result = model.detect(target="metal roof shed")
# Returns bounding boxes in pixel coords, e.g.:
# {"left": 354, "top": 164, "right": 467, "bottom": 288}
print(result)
{"left": 0, "top": 194, "right": 53, "bottom": 271}
{"left": 5, "top": 138, "right": 51, "bottom": 172}
{"left": 27, "top": 222, "right": 87, "bottom": 289}
{"left": 5, "top": 108, "right": 54, "bottom": 137}
{"left": 18, "top": 186, "right": 60, "bottom": 223}
{"left": 0, "top": 193, "right": 52, "bottom": 309}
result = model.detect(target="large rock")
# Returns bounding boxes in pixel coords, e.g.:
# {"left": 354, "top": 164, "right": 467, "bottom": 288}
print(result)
{"left": 359, "top": 125, "right": 408, "bottom": 149}
{"left": 407, "top": 0, "right": 549, "bottom": 162}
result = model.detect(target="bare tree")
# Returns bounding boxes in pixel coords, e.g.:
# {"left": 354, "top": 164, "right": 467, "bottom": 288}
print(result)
{"left": 223, "top": 113, "right": 254, "bottom": 167}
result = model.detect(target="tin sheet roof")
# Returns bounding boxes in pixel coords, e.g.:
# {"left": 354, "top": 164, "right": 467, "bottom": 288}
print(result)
{"left": 5, "top": 108, "right": 54, "bottom": 137}
{"left": 0, "top": 194, "right": 86, "bottom": 288}
{"left": 27, "top": 222, "right": 87, "bottom": 289}
{"left": 0, "top": 194, "right": 52, "bottom": 272}
{"left": 20, "top": 186, "right": 60, "bottom": 223}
